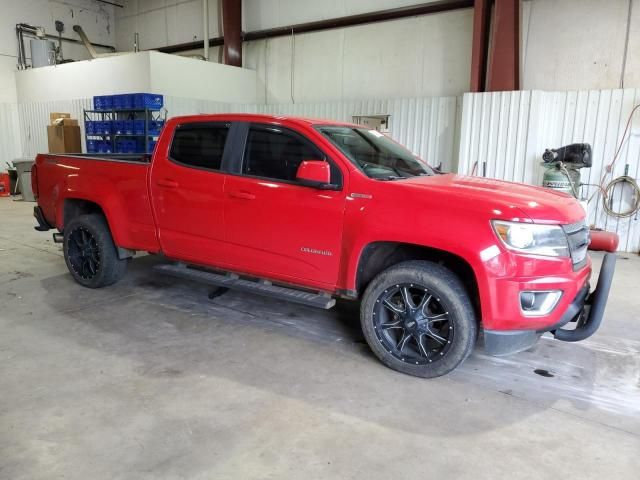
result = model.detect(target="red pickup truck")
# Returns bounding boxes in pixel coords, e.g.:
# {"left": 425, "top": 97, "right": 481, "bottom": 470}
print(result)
{"left": 32, "top": 114, "right": 615, "bottom": 378}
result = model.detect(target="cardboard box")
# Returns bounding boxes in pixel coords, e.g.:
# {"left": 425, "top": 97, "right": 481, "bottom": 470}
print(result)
{"left": 47, "top": 125, "right": 82, "bottom": 154}
{"left": 53, "top": 118, "right": 78, "bottom": 126}
{"left": 50, "top": 112, "right": 71, "bottom": 124}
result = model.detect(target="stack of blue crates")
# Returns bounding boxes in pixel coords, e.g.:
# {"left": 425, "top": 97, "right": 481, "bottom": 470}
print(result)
{"left": 87, "top": 93, "right": 164, "bottom": 154}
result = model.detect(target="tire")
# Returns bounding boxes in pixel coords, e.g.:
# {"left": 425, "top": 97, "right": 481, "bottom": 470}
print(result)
{"left": 63, "top": 214, "right": 128, "bottom": 288}
{"left": 360, "top": 260, "right": 477, "bottom": 378}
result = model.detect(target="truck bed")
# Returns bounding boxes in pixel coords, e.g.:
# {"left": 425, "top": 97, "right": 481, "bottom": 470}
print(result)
{"left": 33, "top": 152, "right": 160, "bottom": 253}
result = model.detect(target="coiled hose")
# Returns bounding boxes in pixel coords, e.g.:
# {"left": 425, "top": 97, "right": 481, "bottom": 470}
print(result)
{"left": 601, "top": 175, "right": 640, "bottom": 218}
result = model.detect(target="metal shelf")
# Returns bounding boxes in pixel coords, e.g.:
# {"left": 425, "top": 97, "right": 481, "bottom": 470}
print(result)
{"left": 84, "top": 107, "right": 166, "bottom": 153}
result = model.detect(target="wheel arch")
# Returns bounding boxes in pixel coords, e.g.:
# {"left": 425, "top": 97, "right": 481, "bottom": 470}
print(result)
{"left": 355, "top": 241, "right": 481, "bottom": 320}
{"left": 60, "top": 198, "right": 134, "bottom": 259}
{"left": 62, "top": 198, "right": 107, "bottom": 229}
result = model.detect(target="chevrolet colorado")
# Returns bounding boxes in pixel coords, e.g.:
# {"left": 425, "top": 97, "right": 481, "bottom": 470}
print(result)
{"left": 32, "top": 114, "right": 615, "bottom": 378}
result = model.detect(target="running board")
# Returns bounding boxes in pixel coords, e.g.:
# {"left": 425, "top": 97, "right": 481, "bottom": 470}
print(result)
{"left": 153, "top": 263, "right": 336, "bottom": 309}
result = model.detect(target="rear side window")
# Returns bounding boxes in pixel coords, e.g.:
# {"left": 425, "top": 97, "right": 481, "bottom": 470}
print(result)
{"left": 243, "top": 125, "right": 328, "bottom": 182}
{"left": 169, "top": 123, "right": 230, "bottom": 170}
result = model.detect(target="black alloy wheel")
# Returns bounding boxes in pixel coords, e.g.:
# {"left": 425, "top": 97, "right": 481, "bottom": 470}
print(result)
{"left": 62, "top": 214, "right": 128, "bottom": 288}
{"left": 360, "top": 260, "right": 477, "bottom": 378}
{"left": 67, "top": 226, "right": 101, "bottom": 279}
{"left": 373, "top": 283, "right": 454, "bottom": 365}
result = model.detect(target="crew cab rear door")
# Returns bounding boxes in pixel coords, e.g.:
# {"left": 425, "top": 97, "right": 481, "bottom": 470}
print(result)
{"left": 224, "top": 123, "right": 347, "bottom": 288}
{"left": 149, "top": 121, "right": 231, "bottom": 265}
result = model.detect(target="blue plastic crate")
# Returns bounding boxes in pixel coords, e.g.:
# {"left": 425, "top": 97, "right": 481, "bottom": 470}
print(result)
{"left": 113, "top": 120, "right": 125, "bottom": 135}
{"left": 86, "top": 139, "right": 98, "bottom": 153}
{"left": 124, "top": 119, "right": 134, "bottom": 135}
{"left": 113, "top": 94, "right": 134, "bottom": 110}
{"left": 97, "top": 140, "right": 112, "bottom": 153}
{"left": 96, "top": 120, "right": 112, "bottom": 135}
{"left": 85, "top": 120, "right": 97, "bottom": 135}
{"left": 93, "top": 95, "right": 113, "bottom": 111}
{"left": 133, "top": 119, "right": 146, "bottom": 135}
{"left": 133, "top": 93, "right": 163, "bottom": 110}
{"left": 148, "top": 140, "right": 157, "bottom": 153}
{"left": 148, "top": 120, "right": 165, "bottom": 136}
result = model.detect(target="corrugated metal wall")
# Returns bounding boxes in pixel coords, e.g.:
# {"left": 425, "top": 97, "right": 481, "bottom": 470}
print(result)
{"left": 17, "top": 99, "right": 92, "bottom": 159}
{"left": 0, "top": 103, "right": 22, "bottom": 163}
{"left": 163, "top": 96, "right": 460, "bottom": 173}
{"left": 13, "top": 95, "right": 460, "bottom": 172}
{"left": 458, "top": 89, "right": 640, "bottom": 253}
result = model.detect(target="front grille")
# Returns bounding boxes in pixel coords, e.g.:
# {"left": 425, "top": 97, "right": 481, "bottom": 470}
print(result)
{"left": 562, "top": 219, "right": 589, "bottom": 270}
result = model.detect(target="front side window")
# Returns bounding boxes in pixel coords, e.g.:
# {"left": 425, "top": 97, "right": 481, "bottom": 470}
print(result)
{"left": 243, "top": 125, "right": 340, "bottom": 184}
{"left": 317, "top": 126, "right": 433, "bottom": 180}
{"left": 169, "top": 123, "right": 230, "bottom": 170}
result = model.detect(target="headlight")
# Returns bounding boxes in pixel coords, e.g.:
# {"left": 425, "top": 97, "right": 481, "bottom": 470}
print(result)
{"left": 492, "top": 220, "right": 569, "bottom": 257}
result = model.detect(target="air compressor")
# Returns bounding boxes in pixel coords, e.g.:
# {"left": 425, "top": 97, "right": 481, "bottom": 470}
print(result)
{"left": 541, "top": 143, "right": 592, "bottom": 197}
{"left": 541, "top": 143, "right": 620, "bottom": 252}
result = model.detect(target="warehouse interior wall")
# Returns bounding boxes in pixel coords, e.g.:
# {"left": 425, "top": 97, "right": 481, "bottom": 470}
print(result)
{"left": 0, "top": 0, "right": 116, "bottom": 159}
{"left": 0, "top": 0, "right": 116, "bottom": 103}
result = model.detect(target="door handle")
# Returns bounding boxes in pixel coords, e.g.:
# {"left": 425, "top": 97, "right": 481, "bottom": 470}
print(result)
{"left": 157, "top": 178, "right": 179, "bottom": 188}
{"left": 229, "top": 190, "right": 256, "bottom": 200}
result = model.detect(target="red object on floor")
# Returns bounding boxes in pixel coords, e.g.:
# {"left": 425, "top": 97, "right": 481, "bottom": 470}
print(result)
{"left": 0, "top": 173, "right": 10, "bottom": 197}
{"left": 589, "top": 229, "right": 619, "bottom": 252}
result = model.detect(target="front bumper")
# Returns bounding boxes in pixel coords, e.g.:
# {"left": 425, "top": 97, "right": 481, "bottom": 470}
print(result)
{"left": 484, "top": 253, "right": 616, "bottom": 355}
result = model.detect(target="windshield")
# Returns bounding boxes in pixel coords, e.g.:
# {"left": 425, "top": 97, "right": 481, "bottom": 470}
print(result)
{"left": 316, "top": 126, "right": 434, "bottom": 180}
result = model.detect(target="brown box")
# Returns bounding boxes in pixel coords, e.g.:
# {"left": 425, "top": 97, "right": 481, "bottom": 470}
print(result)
{"left": 50, "top": 112, "right": 71, "bottom": 124}
{"left": 47, "top": 125, "right": 82, "bottom": 154}
{"left": 54, "top": 118, "right": 78, "bottom": 126}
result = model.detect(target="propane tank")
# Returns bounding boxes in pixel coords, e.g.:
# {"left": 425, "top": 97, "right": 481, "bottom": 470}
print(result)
{"left": 541, "top": 143, "right": 592, "bottom": 198}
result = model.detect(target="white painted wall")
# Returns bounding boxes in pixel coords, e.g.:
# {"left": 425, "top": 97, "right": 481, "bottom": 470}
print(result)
{"left": 111, "top": 0, "right": 640, "bottom": 103}
{"left": 0, "top": 0, "right": 116, "bottom": 102}
{"left": 149, "top": 52, "right": 258, "bottom": 103}
{"left": 115, "top": 0, "right": 222, "bottom": 53}
{"left": 0, "top": 0, "right": 115, "bottom": 160}
{"left": 521, "top": 0, "right": 637, "bottom": 91}
{"left": 244, "top": 10, "right": 473, "bottom": 103}
{"left": 15, "top": 53, "right": 152, "bottom": 102}
{"left": 15, "top": 51, "right": 257, "bottom": 103}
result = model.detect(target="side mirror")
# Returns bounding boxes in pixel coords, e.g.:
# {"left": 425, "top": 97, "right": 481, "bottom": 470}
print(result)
{"left": 296, "top": 160, "right": 334, "bottom": 189}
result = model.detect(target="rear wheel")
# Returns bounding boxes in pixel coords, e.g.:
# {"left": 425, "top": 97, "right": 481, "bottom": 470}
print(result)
{"left": 360, "top": 260, "right": 477, "bottom": 378}
{"left": 63, "top": 214, "right": 128, "bottom": 288}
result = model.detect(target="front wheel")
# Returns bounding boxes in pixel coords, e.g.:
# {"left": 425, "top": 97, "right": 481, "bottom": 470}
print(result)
{"left": 63, "top": 214, "right": 128, "bottom": 288}
{"left": 360, "top": 260, "right": 477, "bottom": 378}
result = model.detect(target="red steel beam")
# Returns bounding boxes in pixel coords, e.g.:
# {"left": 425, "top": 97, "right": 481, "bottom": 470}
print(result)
{"left": 222, "top": 0, "right": 242, "bottom": 67}
{"left": 486, "top": 0, "right": 520, "bottom": 91}
{"left": 469, "top": 0, "right": 491, "bottom": 92}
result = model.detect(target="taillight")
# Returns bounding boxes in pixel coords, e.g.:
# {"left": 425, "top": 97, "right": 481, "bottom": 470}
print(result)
{"left": 31, "top": 164, "right": 39, "bottom": 199}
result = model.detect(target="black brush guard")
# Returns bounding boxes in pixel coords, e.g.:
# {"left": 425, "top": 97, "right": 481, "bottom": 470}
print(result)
{"left": 551, "top": 253, "right": 616, "bottom": 342}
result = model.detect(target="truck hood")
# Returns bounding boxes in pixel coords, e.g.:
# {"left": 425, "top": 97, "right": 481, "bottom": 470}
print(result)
{"left": 398, "top": 173, "right": 585, "bottom": 224}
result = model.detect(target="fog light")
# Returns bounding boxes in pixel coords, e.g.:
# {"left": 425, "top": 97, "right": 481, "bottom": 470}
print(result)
{"left": 519, "top": 290, "right": 562, "bottom": 316}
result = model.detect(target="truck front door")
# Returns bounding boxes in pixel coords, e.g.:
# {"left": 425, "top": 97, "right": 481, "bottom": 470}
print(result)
{"left": 224, "top": 123, "right": 347, "bottom": 288}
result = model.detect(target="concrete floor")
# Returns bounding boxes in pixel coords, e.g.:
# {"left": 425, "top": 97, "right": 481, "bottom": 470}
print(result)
{"left": 1, "top": 196, "right": 639, "bottom": 480}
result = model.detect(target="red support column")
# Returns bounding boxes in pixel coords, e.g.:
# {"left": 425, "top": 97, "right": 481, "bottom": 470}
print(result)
{"left": 486, "top": 0, "right": 520, "bottom": 91}
{"left": 222, "top": 0, "right": 242, "bottom": 67}
{"left": 470, "top": 0, "right": 491, "bottom": 92}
